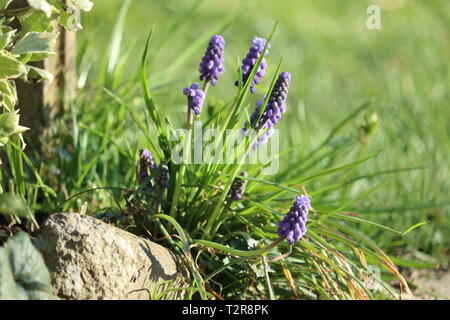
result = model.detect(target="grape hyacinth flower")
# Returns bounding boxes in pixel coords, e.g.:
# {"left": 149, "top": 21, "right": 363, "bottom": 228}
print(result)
{"left": 244, "top": 71, "right": 291, "bottom": 150}
{"left": 227, "top": 171, "right": 248, "bottom": 201}
{"left": 199, "top": 35, "right": 225, "bottom": 86}
{"left": 277, "top": 195, "right": 311, "bottom": 245}
{"left": 183, "top": 82, "right": 205, "bottom": 115}
{"left": 155, "top": 161, "right": 170, "bottom": 189}
{"left": 139, "top": 149, "right": 156, "bottom": 192}
{"left": 235, "top": 37, "right": 271, "bottom": 93}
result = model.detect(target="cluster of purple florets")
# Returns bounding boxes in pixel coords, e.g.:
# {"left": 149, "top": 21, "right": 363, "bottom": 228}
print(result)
{"left": 184, "top": 35, "right": 273, "bottom": 116}
{"left": 183, "top": 82, "right": 205, "bottom": 115}
{"left": 179, "top": 33, "right": 306, "bottom": 245}
{"left": 277, "top": 195, "right": 311, "bottom": 245}
{"left": 253, "top": 72, "right": 291, "bottom": 129}
{"left": 155, "top": 161, "right": 170, "bottom": 189}
{"left": 138, "top": 149, "right": 157, "bottom": 192}
{"left": 138, "top": 149, "right": 169, "bottom": 192}
{"left": 227, "top": 171, "right": 248, "bottom": 201}
{"left": 243, "top": 71, "right": 291, "bottom": 149}
{"left": 235, "top": 37, "right": 271, "bottom": 93}
{"left": 199, "top": 35, "right": 225, "bottom": 86}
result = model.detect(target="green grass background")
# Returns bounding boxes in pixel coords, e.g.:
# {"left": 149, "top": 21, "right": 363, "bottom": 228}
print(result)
{"left": 74, "top": 0, "right": 449, "bottom": 259}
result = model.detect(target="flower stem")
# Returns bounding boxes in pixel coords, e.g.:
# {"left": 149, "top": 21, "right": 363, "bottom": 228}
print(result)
{"left": 263, "top": 256, "right": 275, "bottom": 300}
{"left": 211, "top": 198, "right": 233, "bottom": 233}
{"left": 169, "top": 106, "right": 193, "bottom": 217}
{"left": 203, "top": 80, "right": 210, "bottom": 96}
{"left": 148, "top": 214, "right": 205, "bottom": 293}
{"left": 194, "top": 237, "right": 284, "bottom": 258}
{"left": 205, "top": 120, "right": 269, "bottom": 233}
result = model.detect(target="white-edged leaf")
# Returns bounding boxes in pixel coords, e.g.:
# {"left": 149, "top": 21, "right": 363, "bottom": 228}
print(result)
{"left": 17, "top": 8, "right": 56, "bottom": 34}
{"left": 0, "top": 30, "right": 15, "bottom": 50}
{"left": 11, "top": 32, "right": 57, "bottom": 55}
{"left": 71, "top": 0, "right": 93, "bottom": 12}
{"left": 27, "top": 0, "right": 53, "bottom": 18}
{"left": 0, "top": 50, "right": 26, "bottom": 78}
{"left": 0, "top": 0, "right": 12, "bottom": 10}
{"left": 27, "top": 65, "right": 54, "bottom": 83}
{"left": 0, "top": 111, "right": 28, "bottom": 148}
{"left": 0, "top": 79, "right": 17, "bottom": 111}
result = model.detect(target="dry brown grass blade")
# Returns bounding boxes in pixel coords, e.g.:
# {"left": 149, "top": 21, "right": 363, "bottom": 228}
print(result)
{"left": 280, "top": 260, "right": 300, "bottom": 299}
{"left": 346, "top": 279, "right": 369, "bottom": 300}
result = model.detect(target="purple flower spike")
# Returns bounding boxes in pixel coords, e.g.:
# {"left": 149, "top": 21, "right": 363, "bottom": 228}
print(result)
{"left": 227, "top": 171, "right": 249, "bottom": 201}
{"left": 199, "top": 35, "right": 225, "bottom": 86}
{"left": 183, "top": 82, "right": 205, "bottom": 115}
{"left": 277, "top": 195, "right": 311, "bottom": 245}
{"left": 139, "top": 149, "right": 156, "bottom": 192}
{"left": 235, "top": 37, "right": 271, "bottom": 93}
{"left": 243, "top": 71, "right": 291, "bottom": 150}
{"left": 155, "top": 161, "right": 170, "bottom": 189}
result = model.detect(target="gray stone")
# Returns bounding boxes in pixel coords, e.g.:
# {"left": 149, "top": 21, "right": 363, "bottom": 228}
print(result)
{"left": 33, "top": 213, "right": 189, "bottom": 300}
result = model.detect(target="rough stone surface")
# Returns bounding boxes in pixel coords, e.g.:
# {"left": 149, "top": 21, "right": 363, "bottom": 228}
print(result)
{"left": 33, "top": 213, "right": 189, "bottom": 300}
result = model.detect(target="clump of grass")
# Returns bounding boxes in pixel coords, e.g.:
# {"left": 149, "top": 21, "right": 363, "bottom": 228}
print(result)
{"left": 51, "top": 17, "right": 421, "bottom": 299}
{"left": 12, "top": 1, "right": 441, "bottom": 300}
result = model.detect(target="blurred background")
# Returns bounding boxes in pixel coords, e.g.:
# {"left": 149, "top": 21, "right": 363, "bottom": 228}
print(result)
{"left": 74, "top": 0, "right": 449, "bottom": 259}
